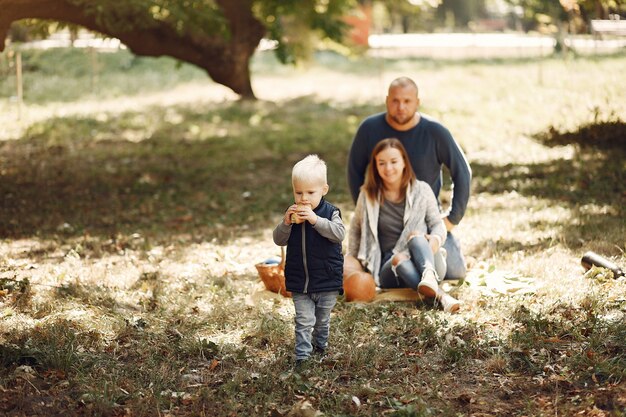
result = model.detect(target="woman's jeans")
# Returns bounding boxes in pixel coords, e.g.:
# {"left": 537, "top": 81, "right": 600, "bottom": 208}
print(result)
{"left": 292, "top": 291, "right": 339, "bottom": 361}
{"left": 379, "top": 235, "right": 446, "bottom": 289}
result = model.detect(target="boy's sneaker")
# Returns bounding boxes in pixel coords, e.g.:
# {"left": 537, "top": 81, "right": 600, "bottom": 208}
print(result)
{"left": 417, "top": 270, "right": 439, "bottom": 298}
{"left": 439, "top": 293, "right": 461, "bottom": 313}
{"left": 295, "top": 358, "right": 307, "bottom": 370}
{"left": 312, "top": 345, "right": 326, "bottom": 362}
{"left": 313, "top": 345, "right": 326, "bottom": 355}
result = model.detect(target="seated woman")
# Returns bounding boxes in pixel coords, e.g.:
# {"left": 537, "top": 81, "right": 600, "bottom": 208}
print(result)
{"left": 345, "top": 138, "right": 460, "bottom": 312}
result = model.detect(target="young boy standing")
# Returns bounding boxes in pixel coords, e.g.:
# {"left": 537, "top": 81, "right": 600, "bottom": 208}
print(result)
{"left": 273, "top": 155, "right": 345, "bottom": 366}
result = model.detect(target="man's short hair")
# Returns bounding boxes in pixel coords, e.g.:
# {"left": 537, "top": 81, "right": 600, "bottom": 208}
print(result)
{"left": 389, "top": 77, "right": 419, "bottom": 96}
{"left": 292, "top": 155, "right": 327, "bottom": 185}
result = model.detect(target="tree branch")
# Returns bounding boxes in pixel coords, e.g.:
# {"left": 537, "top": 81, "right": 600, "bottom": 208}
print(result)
{"left": 0, "top": 0, "right": 265, "bottom": 98}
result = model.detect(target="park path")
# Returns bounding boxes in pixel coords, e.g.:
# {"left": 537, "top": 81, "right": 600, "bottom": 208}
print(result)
{"left": 368, "top": 32, "right": 626, "bottom": 58}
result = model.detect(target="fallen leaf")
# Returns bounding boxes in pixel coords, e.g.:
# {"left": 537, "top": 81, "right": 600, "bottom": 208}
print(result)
{"left": 286, "top": 400, "right": 324, "bottom": 417}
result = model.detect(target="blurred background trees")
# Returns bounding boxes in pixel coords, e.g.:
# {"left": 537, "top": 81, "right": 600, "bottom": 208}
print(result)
{"left": 1, "top": 0, "right": 624, "bottom": 98}
{"left": 362, "top": 0, "right": 624, "bottom": 33}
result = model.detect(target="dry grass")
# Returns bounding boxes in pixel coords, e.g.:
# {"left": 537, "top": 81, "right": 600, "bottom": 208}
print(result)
{"left": 0, "top": 48, "right": 625, "bottom": 416}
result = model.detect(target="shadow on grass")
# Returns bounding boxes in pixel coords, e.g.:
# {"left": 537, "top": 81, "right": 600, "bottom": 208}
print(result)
{"left": 0, "top": 98, "right": 378, "bottom": 244}
{"left": 472, "top": 120, "right": 626, "bottom": 255}
{"left": 2, "top": 93, "right": 624, "bottom": 258}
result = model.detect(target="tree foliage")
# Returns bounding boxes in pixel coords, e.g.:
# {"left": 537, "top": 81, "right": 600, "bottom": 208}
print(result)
{"left": 505, "top": 0, "right": 625, "bottom": 31}
{"left": 0, "top": 0, "right": 354, "bottom": 98}
{"left": 256, "top": 0, "right": 350, "bottom": 63}
{"left": 435, "top": 0, "right": 488, "bottom": 28}
{"left": 372, "top": 0, "right": 436, "bottom": 33}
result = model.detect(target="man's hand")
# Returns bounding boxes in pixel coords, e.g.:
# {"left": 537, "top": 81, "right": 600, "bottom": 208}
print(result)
{"left": 443, "top": 217, "right": 455, "bottom": 232}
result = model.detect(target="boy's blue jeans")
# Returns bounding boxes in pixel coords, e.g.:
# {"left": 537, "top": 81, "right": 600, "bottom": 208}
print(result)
{"left": 292, "top": 291, "right": 339, "bottom": 361}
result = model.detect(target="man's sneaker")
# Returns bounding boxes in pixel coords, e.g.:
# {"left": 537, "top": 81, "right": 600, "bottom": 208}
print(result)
{"left": 417, "top": 270, "right": 439, "bottom": 298}
{"left": 439, "top": 293, "right": 461, "bottom": 313}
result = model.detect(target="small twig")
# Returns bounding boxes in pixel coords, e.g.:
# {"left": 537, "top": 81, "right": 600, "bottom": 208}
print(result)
{"left": 20, "top": 376, "right": 41, "bottom": 394}
{"left": 553, "top": 379, "right": 559, "bottom": 417}
{"left": 27, "top": 282, "right": 65, "bottom": 288}
{"left": 1, "top": 277, "right": 64, "bottom": 289}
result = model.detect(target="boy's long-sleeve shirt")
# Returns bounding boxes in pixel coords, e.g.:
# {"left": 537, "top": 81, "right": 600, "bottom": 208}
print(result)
{"left": 273, "top": 199, "right": 345, "bottom": 294}
{"left": 273, "top": 210, "right": 345, "bottom": 246}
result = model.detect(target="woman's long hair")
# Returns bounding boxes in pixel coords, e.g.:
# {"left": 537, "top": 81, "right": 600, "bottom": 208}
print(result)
{"left": 363, "top": 138, "right": 416, "bottom": 203}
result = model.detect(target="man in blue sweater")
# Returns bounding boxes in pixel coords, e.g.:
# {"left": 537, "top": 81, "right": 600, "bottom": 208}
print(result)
{"left": 347, "top": 77, "right": 471, "bottom": 279}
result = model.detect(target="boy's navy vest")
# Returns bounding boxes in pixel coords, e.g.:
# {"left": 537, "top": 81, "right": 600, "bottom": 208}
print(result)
{"left": 285, "top": 199, "right": 344, "bottom": 294}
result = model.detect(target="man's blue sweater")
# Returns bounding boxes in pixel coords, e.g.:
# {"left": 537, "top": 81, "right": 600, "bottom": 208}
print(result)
{"left": 347, "top": 112, "right": 471, "bottom": 225}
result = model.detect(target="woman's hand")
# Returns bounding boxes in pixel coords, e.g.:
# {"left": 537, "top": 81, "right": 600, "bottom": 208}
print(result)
{"left": 425, "top": 234, "right": 442, "bottom": 254}
{"left": 407, "top": 231, "right": 423, "bottom": 242}
{"left": 409, "top": 232, "right": 441, "bottom": 254}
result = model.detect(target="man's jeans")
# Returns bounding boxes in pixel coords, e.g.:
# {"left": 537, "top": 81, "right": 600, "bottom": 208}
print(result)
{"left": 292, "top": 291, "right": 339, "bottom": 361}
{"left": 442, "top": 232, "right": 466, "bottom": 280}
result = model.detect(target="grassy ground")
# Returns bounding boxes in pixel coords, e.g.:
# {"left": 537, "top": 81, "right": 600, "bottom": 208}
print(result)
{"left": 0, "top": 47, "right": 625, "bottom": 416}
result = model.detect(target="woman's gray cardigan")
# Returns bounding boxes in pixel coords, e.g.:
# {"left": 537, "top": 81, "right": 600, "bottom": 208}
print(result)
{"left": 347, "top": 180, "right": 446, "bottom": 285}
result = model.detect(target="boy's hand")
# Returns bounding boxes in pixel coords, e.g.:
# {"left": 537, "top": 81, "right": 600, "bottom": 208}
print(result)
{"left": 284, "top": 204, "right": 298, "bottom": 225}
{"left": 295, "top": 204, "right": 317, "bottom": 225}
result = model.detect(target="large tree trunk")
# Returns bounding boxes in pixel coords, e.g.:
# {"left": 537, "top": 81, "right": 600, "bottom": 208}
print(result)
{"left": 0, "top": 0, "right": 265, "bottom": 98}
{"left": 594, "top": 0, "right": 607, "bottom": 20}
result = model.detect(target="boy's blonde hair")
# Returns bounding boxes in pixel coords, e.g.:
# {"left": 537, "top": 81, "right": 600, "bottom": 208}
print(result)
{"left": 292, "top": 155, "right": 327, "bottom": 185}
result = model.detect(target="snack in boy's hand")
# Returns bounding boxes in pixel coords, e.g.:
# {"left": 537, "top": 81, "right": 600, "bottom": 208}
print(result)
{"left": 291, "top": 203, "right": 310, "bottom": 224}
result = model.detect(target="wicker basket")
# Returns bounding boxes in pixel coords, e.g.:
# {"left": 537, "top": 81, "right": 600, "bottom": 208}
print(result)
{"left": 255, "top": 247, "right": 291, "bottom": 297}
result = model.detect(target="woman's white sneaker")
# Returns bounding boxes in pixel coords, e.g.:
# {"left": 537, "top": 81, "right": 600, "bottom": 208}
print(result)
{"left": 417, "top": 270, "right": 438, "bottom": 298}
{"left": 439, "top": 293, "right": 461, "bottom": 313}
